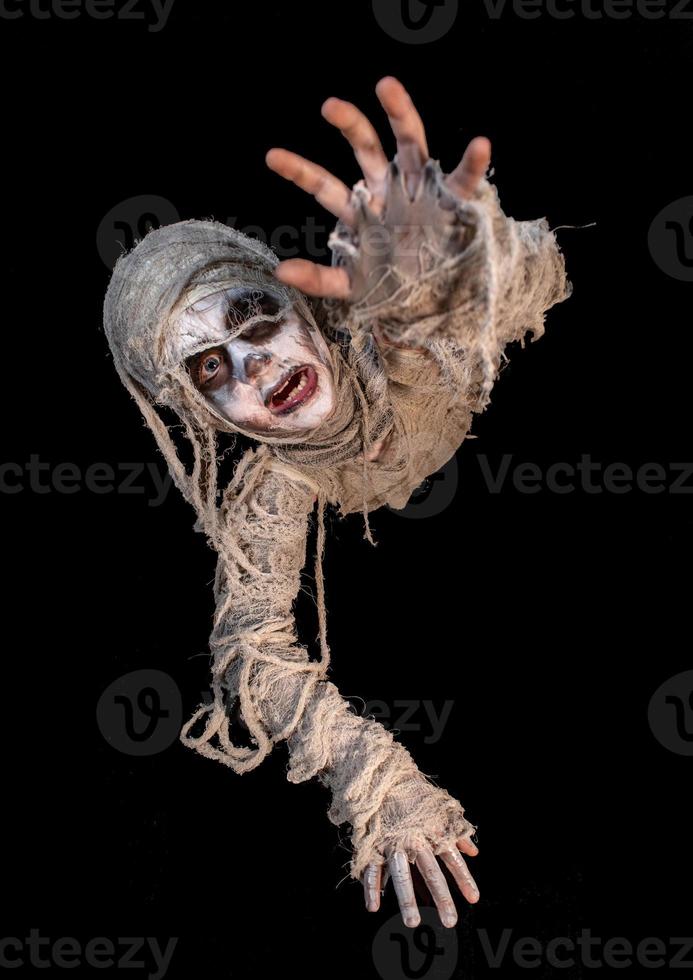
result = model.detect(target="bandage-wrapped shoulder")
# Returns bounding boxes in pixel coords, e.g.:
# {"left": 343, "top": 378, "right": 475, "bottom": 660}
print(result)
{"left": 325, "top": 157, "right": 571, "bottom": 402}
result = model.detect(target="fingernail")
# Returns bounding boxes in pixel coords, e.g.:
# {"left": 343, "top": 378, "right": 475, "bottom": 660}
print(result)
{"left": 404, "top": 914, "right": 421, "bottom": 929}
{"left": 442, "top": 914, "right": 457, "bottom": 929}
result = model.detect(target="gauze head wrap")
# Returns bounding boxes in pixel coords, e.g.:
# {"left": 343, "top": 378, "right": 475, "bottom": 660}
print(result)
{"left": 103, "top": 220, "right": 396, "bottom": 533}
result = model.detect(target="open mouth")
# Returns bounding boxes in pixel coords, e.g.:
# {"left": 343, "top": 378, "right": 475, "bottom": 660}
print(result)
{"left": 266, "top": 365, "right": 318, "bottom": 415}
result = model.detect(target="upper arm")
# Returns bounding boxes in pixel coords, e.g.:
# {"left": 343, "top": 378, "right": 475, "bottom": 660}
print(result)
{"left": 217, "top": 463, "right": 317, "bottom": 632}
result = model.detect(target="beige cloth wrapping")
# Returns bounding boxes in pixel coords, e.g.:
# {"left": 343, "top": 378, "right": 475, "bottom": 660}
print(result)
{"left": 102, "top": 155, "right": 570, "bottom": 882}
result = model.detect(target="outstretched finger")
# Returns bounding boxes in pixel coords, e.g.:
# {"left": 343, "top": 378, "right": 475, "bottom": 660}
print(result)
{"left": 446, "top": 137, "right": 492, "bottom": 200}
{"left": 388, "top": 850, "right": 421, "bottom": 929}
{"left": 321, "top": 97, "right": 389, "bottom": 207}
{"left": 363, "top": 862, "right": 383, "bottom": 913}
{"left": 439, "top": 847, "right": 480, "bottom": 905}
{"left": 375, "top": 76, "right": 429, "bottom": 197}
{"left": 272, "top": 258, "right": 351, "bottom": 299}
{"left": 457, "top": 835, "right": 479, "bottom": 857}
{"left": 265, "top": 148, "right": 355, "bottom": 225}
{"left": 415, "top": 846, "right": 458, "bottom": 928}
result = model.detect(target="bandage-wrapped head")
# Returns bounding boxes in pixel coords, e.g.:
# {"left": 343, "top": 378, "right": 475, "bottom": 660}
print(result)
{"left": 104, "top": 220, "right": 335, "bottom": 437}
{"left": 103, "top": 220, "right": 395, "bottom": 528}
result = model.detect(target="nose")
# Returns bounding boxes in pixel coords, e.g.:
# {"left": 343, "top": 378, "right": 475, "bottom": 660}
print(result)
{"left": 243, "top": 351, "right": 271, "bottom": 381}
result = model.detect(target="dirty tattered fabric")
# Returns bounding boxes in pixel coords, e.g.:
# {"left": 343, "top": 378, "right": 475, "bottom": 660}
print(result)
{"left": 102, "top": 156, "right": 570, "bottom": 882}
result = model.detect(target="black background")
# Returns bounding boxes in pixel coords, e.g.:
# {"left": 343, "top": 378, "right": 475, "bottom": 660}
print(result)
{"left": 2, "top": 1, "right": 692, "bottom": 977}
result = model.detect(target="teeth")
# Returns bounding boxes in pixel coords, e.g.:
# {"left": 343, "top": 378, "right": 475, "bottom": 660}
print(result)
{"left": 273, "top": 369, "right": 308, "bottom": 404}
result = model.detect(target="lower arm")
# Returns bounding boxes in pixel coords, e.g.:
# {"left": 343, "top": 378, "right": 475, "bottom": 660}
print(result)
{"left": 285, "top": 677, "right": 475, "bottom": 881}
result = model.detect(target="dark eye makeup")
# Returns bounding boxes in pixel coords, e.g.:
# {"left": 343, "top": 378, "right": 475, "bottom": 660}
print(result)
{"left": 184, "top": 287, "right": 289, "bottom": 393}
{"left": 187, "top": 347, "right": 231, "bottom": 392}
{"left": 237, "top": 319, "right": 283, "bottom": 344}
{"left": 224, "top": 288, "right": 283, "bottom": 331}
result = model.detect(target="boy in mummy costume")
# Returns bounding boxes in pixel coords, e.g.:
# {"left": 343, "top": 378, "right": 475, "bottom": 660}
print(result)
{"left": 103, "top": 77, "right": 570, "bottom": 929}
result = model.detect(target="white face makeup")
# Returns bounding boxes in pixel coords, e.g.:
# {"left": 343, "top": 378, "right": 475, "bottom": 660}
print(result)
{"left": 174, "top": 286, "right": 336, "bottom": 435}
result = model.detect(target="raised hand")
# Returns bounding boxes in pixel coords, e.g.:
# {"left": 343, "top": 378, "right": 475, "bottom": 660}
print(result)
{"left": 265, "top": 76, "right": 491, "bottom": 301}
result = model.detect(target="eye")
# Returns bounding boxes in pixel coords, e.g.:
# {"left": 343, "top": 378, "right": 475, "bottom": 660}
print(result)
{"left": 187, "top": 347, "right": 230, "bottom": 391}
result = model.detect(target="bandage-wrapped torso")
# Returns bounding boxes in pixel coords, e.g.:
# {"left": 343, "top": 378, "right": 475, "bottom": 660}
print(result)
{"left": 104, "top": 158, "right": 570, "bottom": 882}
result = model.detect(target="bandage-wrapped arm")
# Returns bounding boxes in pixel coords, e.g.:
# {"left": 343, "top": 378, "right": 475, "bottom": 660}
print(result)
{"left": 325, "top": 158, "right": 571, "bottom": 407}
{"left": 180, "top": 458, "right": 476, "bottom": 881}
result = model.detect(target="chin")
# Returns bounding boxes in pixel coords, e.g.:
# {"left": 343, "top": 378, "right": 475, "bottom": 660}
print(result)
{"left": 284, "top": 392, "right": 335, "bottom": 432}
